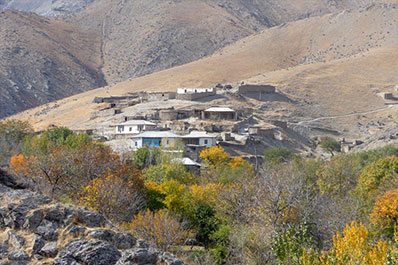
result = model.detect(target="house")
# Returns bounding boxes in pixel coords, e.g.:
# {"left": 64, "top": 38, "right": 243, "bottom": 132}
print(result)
{"left": 181, "top": 131, "right": 216, "bottom": 147}
{"left": 172, "top": 157, "right": 202, "bottom": 174}
{"left": 115, "top": 120, "right": 157, "bottom": 135}
{"left": 202, "top": 107, "right": 237, "bottom": 120}
{"left": 238, "top": 84, "right": 276, "bottom": 100}
{"left": 131, "top": 131, "right": 181, "bottom": 150}
{"left": 176, "top": 88, "right": 216, "bottom": 101}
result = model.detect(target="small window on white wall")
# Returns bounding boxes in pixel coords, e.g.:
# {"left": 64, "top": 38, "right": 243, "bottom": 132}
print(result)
{"left": 129, "top": 127, "right": 132, "bottom": 131}
{"left": 135, "top": 141, "right": 138, "bottom": 146}
{"left": 204, "top": 139, "right": 208, "bottom": 145}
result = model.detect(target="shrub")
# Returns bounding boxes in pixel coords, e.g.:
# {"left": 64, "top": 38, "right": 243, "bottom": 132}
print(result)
{"left": 370, "top": 189, "right": 398, "bottom": 238}
{"left": 264, "top": 147, "right": 293, "bottom": 164}
{"left": 80, "top": 173, "right": 145, "bottom": 222}
{"left": 123, "top": 209, "right": 191, "bottom": 251}
{"left": 300, "top": 222, "right": 389, "bottom": 265}
{"left": 319, "top": 138, "right": 341, "bottom": 156}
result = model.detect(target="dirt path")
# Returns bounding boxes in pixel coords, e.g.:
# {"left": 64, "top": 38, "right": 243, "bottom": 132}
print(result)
{"left": 293, "top": 105, "right": 394, "bottom": 125}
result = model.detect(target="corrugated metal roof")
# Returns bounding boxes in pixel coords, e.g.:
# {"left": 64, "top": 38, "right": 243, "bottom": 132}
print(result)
{"left": 131, "top": 131, "right": 180, "bottom": 138}
{"left": 172, "top": 157, "right": 202, "bottom": 167}
{"left": 117, "top": 120, "right": 156, "bottom": 126}
{"left": 181, "top": 131, "right": 215, "bottom": 138}
{"left": 205, "top": 107, "right": 235, "bottom": 112}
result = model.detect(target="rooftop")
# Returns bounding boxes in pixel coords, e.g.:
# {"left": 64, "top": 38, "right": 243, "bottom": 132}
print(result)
{"left": 205, "top": 107, "right": 235, "bottom": 112}
{"left": 172, "top": 157, "right": 202, "bottom": 167}
{"left": 182, "top": 131, "right": 216, "bottom": 138}
{"left": 131, "top": 131, "right": 180, "bottom": 138}
{"left": 117, "top": 120, "right": 156, "bottom": 126}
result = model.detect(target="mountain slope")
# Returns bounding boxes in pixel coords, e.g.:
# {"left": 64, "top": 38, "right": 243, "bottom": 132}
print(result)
{"left": 68, "top": 0, "right": 377, "bottom": 83}
{"left": 0, "top": 10, "right": 105, "bottom": 118}
{"left": 10, "top": 2, "right": 398, "bottom": 131}
{"left": 0, "top": 0, "right": 95, "bottom": 17}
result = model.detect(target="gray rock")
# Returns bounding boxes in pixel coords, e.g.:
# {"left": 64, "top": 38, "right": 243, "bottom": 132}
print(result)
{"left": 35, "top": 220, "right": 58, "bottom": 241}
{"left": 116, "top": 248, "right": 159, "bottom": 265}
{"left": 0, "top": 208, "right": 7, "bottom": 227}
{"left": 45, "top": 207, "right": 65, "bottom": 224}
{"left": 53, "top": 239, "right": 121, "bottom": 265}
{"left": 32, "top": 235, "right": 46, "bottom": 255}
{"left": 161, "top": 252, "right": 185, "bottom": 265}
{"left": 113, "top": 232, "right": 137, "bottom": 250}
{"left": 6, "top": 203, "right": 38, "bottom": 229}
{"left": 21, "top": 195, "right": 52, "bottom": 206}
{"left": 40, "top": 241, "right": 58, "bottom": 257}
{"left": 23, "top": 209, "right": 43, "bottom": 231}
{"left": 7, "top": 230, "right": 25, "bottom": 249}
{"left": 8, "top": 250, "right": 29, "bottom": 261}
{"left": 88, "top": 229, "right": 115, "bottom": 242}
{"left": 64, "top": 224, "right": 86, "bottom": 238}
{"left": 77, "top": 211, "right": 106, "bottom": 228}
{"left": 89, "top": 230, "right": 137, "bottom": 250}
{"left": 0, "top": 243, "right": 8, "bottom": 259}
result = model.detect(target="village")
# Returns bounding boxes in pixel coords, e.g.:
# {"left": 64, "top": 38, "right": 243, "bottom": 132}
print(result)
{"left": 73, "top": 82, "right": 320, "bottom": 168}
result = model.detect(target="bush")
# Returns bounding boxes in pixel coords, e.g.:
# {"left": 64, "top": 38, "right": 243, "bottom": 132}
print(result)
{"left": 300, "top": 222, "right": 389, "bottom": 265}
{"left": 264, "top": 147, "right": 293, "bottom": 164}
{"left": 0, "top": 120, "right": 33, "bottom": 166}
{"left": 319, "top": 138, "right": 341, "bottom": 156}
{"left": 80, "top": 173, "right": 145, "bottom": 222}
{"left": 123, "top": 209, "right": 191, "bottom": 251}
{"left": 370, "top": 189, "right": 398, "bottom": 239}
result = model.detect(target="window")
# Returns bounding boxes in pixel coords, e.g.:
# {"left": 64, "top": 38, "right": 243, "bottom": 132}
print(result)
{"left": 129, "top": 127, "right": 132, "bottom": 131}
{"left": 204, "top": 139, "right": 208, "bottom": 145}
{"left": 135, "top": 141, "right": 138, "bottom": 146}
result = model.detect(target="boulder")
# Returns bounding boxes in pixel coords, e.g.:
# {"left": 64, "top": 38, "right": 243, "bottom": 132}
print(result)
{"left": 40, "top": 241, "right": 58, "bottom": 257}
{"left": 8, "top": 249, "right": 29, "bottom": 261}
{"left": 116, "top": 248, "right": 159, "bottom": 265}
{"left": 35, "top": 220, "right": 58, "bottom": 241}
{"left": 32, "top": 235, "right": 46, "bottom": 255}
{"left": 77, "top": 211, "right": 106, "bottom": 228}
{"left": 53, "top": 239, "right": 121, "bottom": 265}
{"left": 7, "top": 230, "right": 25, "bottom": 249}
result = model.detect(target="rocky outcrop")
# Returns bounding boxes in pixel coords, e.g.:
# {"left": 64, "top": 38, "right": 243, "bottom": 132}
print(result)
{"left": 0, "top": 181, "right": 183, "bottom": 265}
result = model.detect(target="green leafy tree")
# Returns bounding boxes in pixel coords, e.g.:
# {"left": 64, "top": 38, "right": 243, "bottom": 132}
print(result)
{"left": 320, "top": 138, "right": 341, "bottom": 156}
{"left": 264, "top": 147, "right": 293, "bottom": 165}
{"left": 192, "top": 202, "right": 219, "bottom": 249}
{"left": 0, "top": 119, "right": 33, "bottom": 165}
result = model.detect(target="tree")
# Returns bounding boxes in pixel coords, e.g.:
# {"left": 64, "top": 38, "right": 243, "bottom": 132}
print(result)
{"left": 200, "top": 145, "right": 230, "bottom": 168}
{"left": 132, "top": 147, "right": 160, "bottom": 169}
{"left": 123, "top": 209, "right": 191, "bottom": 251}
{"left": 264, "top": 147, "right": 293, "bottom": 164}
{"left": 356, "top": 156, "right": 398, "bottom": 205}
{"left": 192, "top": 202, "right": 219, "bottom": 249}
{"left": 301, "top": 222, "right": 389, "bottom": 265}
{"left": 144, "top": 164, "right": 193, "bottom": 185}
{"left": 371, "top": 189, "right": 398, "bottom": 238}
{"left": 0, "top": 120, "right": 33, "bottom": 166}
{"left": 320, "top": 138, "right": 341, "bottom": 156}
{"left": 80, "top": 173, "right": 145, "bottom": 222}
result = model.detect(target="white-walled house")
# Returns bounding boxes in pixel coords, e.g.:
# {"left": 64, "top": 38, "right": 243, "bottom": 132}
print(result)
{"left": 115, "top": 120, "right": 156, "bottom": 135}
{"left": 131, "top": 131, "right": 181, "bottom": 150}
{"left": 181, "top": 131, "right": 217, "bottom": 147}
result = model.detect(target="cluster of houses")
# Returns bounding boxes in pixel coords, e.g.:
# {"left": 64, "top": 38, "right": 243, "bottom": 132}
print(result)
{"left": 96, "top": 84, "right": 282, "bottom": 169}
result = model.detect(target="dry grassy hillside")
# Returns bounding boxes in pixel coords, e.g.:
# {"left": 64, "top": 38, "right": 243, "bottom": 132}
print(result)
{"left": 68, "top": 0, "right": 377, "bottom": 83}
{"left": 10, "top": 3, "right": 398, "bottom": 132}
{"left": 0, "top": 0, "right": 95, "bottom": 17}
{"left": 0, "top": 10, "right": 105, "bottom": 118}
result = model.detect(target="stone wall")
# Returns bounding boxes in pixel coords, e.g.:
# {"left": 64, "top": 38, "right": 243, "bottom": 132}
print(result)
{"left": 238, "top": 84, "right": 276, "bottom": 94}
